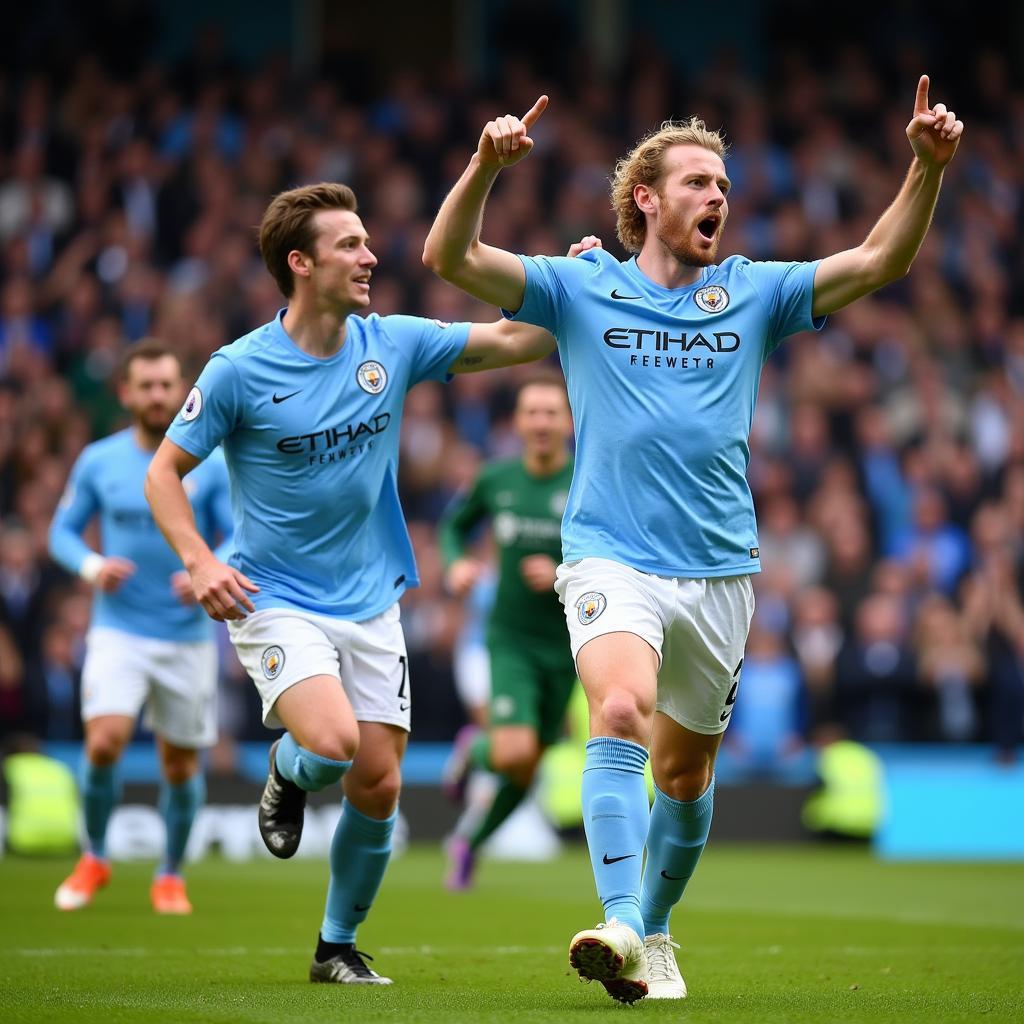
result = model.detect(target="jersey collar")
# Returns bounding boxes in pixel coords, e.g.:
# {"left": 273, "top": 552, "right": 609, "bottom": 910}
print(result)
{"left": 621, "top": 256, "right": 714, "bottom": 299}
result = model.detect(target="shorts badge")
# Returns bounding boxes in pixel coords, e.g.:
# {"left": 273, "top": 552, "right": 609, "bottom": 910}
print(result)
{"left": 576, "top": 591, "right": 607, "bottom": 625}
{"left": 261, "top": 645, "right": 285, "bottom": 680}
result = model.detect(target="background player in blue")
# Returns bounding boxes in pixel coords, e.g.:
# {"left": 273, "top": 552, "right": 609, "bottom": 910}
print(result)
{"left": 422, "top": 75, "right": 963, "bottom": 1002}
{"left": 144, "top": 182, "right": 579, "bottom": 986}
{"left": 49, "top": 339, "right": 232, "bottom": 915}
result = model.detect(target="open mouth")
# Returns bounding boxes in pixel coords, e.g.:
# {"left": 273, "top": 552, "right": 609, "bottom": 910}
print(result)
{"left": 354, "top": 275, "right": 371, "bottom": 289}
{"left": 697, "top": 216, "right": 719, "bottom": 240}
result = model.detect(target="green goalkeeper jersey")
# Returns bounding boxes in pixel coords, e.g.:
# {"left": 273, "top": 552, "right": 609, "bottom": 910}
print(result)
{"left": 440, "top": 457, "right": 574, "bottom": 646}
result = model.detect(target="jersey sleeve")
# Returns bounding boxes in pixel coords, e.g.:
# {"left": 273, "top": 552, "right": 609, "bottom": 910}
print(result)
{"left": 166, "top": 354, "right": 243, "bottom": 458}
{"left": 502, "top": 252, "right": 596, "bottom": 334}
{"left": 438, "top": 470, "right": 491, "bottom": 568}
{"left": 48, "top": 449, "right": 101, "bottom": 574}
{"left": 744, "top": 259, "right": 827, "bottom": 356}
{"left": 381, "top": 315, "right": 471, "bottom": 386}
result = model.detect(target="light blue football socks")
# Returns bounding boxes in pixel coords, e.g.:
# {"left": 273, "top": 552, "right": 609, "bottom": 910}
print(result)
{"left": 640, "top": 778, "right": 715, "bottom": 936}
{"left": 322, "top": 800, "right": 398, "bottom": 943}
{"left": 581, "top": 736, "right": 650, "bottom": 941}
{"left": 158, "top": 774, "right": 205, "bottom": 876}
{"left": 275, "top": 732, "right": 351, "bottom": 791}
{"left": 82, "top": 760, "right": 120, "bottom": 859}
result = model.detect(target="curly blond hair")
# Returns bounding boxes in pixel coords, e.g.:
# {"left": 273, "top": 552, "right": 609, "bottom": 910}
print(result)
{"left": 610, "top": 118, "right": 728, "bottom": 253}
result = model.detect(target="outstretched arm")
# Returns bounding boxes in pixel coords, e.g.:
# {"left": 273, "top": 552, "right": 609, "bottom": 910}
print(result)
{"left": 423, "top": 96, "right": 549, "bottom": 312}
{"left": 812, "top": 75, "right": 963, "bottom": 318}
{"left": 447, "top": 235, "right": 603, "bottom": 373}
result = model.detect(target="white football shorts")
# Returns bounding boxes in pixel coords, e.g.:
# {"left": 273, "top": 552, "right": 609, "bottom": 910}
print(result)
{"left": 80, "top": 626, "right": 218, "bottom": 748}
{"left": 452, "top": 640, "right": 491, "bottom": 712}
{"left": 227, "top": 602, "right": 411, "bottom": 731}
{"left": 554, "top": 557, "right": 754, "bottom": 735}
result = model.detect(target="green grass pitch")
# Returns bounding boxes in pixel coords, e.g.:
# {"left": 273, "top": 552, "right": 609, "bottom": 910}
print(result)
{"left": 1, "top": 844, "right": 1022, "bottom": 1023}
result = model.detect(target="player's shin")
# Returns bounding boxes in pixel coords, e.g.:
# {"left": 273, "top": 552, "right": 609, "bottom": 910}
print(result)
{"left": 81, "top": 759, "right": 121, "bottom": 859}
{"left": 639, "top": 778, "right": 714, "bottom": 936}
{"left": 581, "top": 737, "right": 649, "bottom": 940}
{"left": 157, "top": 773, "right": 205, "bottom": 876}
{"left": 320, "top": 800, "right": 397, "bottom": 945}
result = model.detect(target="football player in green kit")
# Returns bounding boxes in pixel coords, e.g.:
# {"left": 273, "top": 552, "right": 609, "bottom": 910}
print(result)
{"left": 440, "top": 371, "right": 576, "bottom": 889}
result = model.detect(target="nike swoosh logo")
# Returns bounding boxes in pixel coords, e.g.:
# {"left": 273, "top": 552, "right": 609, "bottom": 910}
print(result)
{"left": 661, "top": 870, "right": 685, "bottom": 880}
{"left": 272, "top": 390, "right": 302, "bottom": 404}
{"left": 720, "top": 709, "right": 733, "bottom": 722}
{"left": 354, "top": 904, "right": 371, "bottom": 912}
{"left": 610, "top": 289, "right": 643, "bottom": 300}
{"left": 399, "top": 703, "right": 409, "bottom": 712}
{"left": 602, "top": 853, "right": 636, "bottom": 864}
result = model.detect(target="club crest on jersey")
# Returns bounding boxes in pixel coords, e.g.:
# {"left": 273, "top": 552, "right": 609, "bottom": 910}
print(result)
{"left": 357, "top": 360, "right": 388, "bottom": 394}
{"left": 694, "top": 285, "right": 730, "bottom": 314}
{"left": 180, "top": 386, "right": 203, "bottom": 422}
{"left": 576, "top": 591, "right": 607, "bottom": 625}
{"left": 261, "top": 645, "right": 285, "bottom": 680}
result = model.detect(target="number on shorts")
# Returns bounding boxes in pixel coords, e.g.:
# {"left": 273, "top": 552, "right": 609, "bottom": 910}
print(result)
{"left": 720, "top": 659, "right": 742, "bottom": 722}
{"left": 397, "top": 655, "right": 409, "bottom": 711}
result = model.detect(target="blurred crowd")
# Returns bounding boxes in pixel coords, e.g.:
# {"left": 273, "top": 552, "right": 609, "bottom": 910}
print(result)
{"left": 0, "top": 29, "right": 1022, "bottom": 768}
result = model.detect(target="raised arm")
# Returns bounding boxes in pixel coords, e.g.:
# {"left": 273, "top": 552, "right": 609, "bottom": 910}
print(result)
{"left": 811, "top": 75, "right": 963, "bottom": 319}
{"left": 145, "top": 438, "right": 257, "bottom": 621}
{"left": 423, "top": 96, "right": 549, "bottom": 312}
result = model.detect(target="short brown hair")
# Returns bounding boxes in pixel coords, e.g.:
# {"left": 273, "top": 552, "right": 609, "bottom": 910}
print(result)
{"left": 516, "top": 369, "right": 569, "bottom": 404}
{"left": 610, "top": 118, "right": 728, "bottom": 253}
{"left": 119, "top": 338, "right": 180, "bottom": 381}
{"left": 258, "top": 183, "right": 358, "bottom": 297}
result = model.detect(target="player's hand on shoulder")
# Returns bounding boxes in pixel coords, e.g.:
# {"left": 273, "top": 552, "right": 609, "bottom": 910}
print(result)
{"left": 188, "top": 553, "right": 259, "bottom": 622}
{"left": 519, "top": 554, "right": 557, "bottom": 592}
{"left": 446, "top": 558, "right": 483, "bottom": 598}
{"left": 906, "top": 74, "right": 963, "bottom": 167}
{"left": 95, "top": 557, "right": 136, "bottom": 592}
{"left": 566, "top": 235, "right": 603, "bottom": 258}
{"left": 477, "top": 95, "right": 548, "bottom": 169}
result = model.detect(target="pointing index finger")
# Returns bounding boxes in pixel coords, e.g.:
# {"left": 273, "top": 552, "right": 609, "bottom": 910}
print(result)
{"left": 522, "top": 95, "right": 549, "bottom": 130}
{"left": 914, "top": 75, "right": 930, "bottom": 115}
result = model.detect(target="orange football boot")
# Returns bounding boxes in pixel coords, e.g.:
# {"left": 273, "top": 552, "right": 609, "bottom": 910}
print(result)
{"left": 150, "top": 874, "right": 193, "bottom": 915}
{"left": 54, "top": 853, "right": 112, "bottom": 911}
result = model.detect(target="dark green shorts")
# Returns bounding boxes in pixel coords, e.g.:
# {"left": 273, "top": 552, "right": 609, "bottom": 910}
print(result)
{"left": 487, "top": 636, "right": 578, "bottom": 746}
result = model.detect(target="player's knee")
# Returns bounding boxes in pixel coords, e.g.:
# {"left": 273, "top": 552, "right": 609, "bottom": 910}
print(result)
{"left": 161, "top": 752, "right": 198, "bottom": 785}
{"left": 350, "top": 768, "right": 401, "bottom": 817}
{"left": 301, "top": 729, "right": 359, "bottom": 765}
{"left": 595, "top": 691, "right": 651, "bottom": 742}
{"left": 660, "top": 763, "right": 714, "bottom": 803}
{"left": 86, "top": 733, "right": 126, "bottom": 767}
{"left": 491, "top": 741, "right": 540, "bottom": 783}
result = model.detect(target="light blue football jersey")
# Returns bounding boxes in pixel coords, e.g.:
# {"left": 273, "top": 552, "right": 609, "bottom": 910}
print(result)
{"left": 505, "top": 249, "right": 825, "bottom": 577}
{"left": 166, "top": 310, "right": 469, "bottom": 619}
{"left": 49, "top": 430, "right": 233, "bottom": 641}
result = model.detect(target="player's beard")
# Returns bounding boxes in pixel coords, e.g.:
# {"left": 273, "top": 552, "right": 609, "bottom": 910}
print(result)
{"left": 138, "top": 407, "right": 175, "bottom": 442}
{"left": 655, "top": 200, "right": 720, "bottom": 267}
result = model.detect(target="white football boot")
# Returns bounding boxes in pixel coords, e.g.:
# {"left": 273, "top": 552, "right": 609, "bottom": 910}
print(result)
{"left": 568, "top": 918, "right": 648, "bottom": 1004}
{"left": 644, "top": 933, "right": 687, "bottom": 999}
